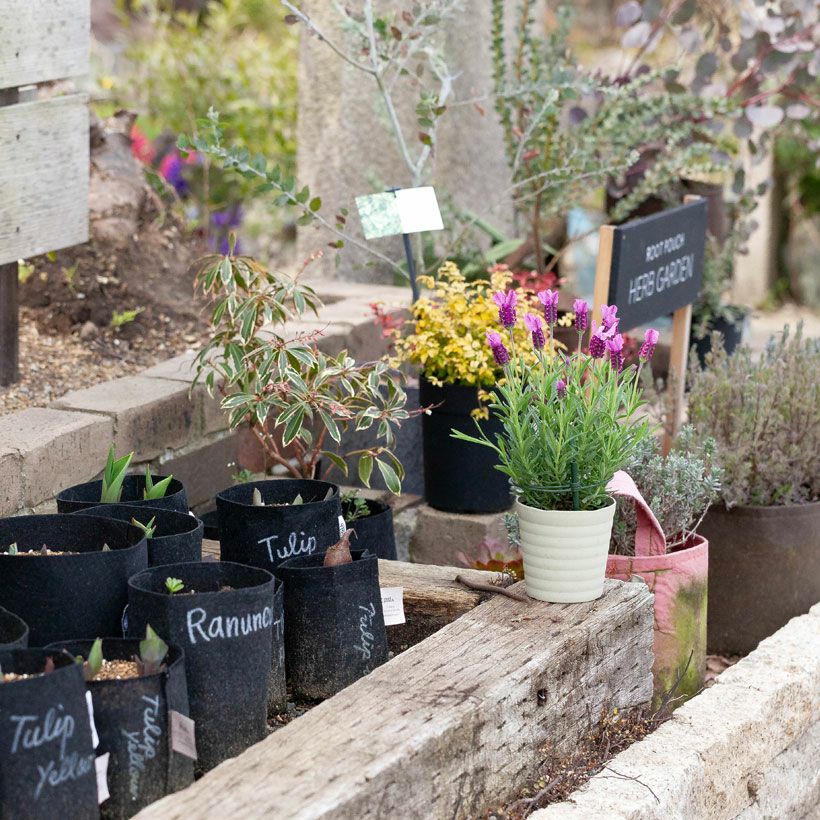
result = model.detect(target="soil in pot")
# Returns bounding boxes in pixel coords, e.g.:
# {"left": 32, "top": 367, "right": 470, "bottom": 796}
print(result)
{"left": 45, "top": 639, "right": 194, "bottom": 820}
{"left": 0, "top": 515, "right": 147, "bottom": 646}
{"left": 126, "top": 561, "right": 279, "bottom": 772}
{"left": 278, "top": 550, "right": 388, "bottom": 700}
{"left": 216, "top": 479, "right": 343, "bottom": 572}
{"left": 0, "top": 649, "right": 99, "bottom": 819}
{"left": 72, "top": 505, "right": 203, "bottom": 567}
{"left": 0, "top": 606, "right": 29, "bottom": 651}
{"left": 420, "top": 377, "right": 511, "bottom": 514}
{"left": 57, "top": 475, "right": 188, "bottom": 515}
{"left": 700, "top": 500, "right": 820, "bottom": 655}
{"left": 344, "top": 497, "right": 397, "bottom": 561}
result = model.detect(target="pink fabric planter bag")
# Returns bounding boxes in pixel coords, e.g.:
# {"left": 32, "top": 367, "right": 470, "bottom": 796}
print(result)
{"left": 605, "top": 471, "right": 708, "bottom": 704}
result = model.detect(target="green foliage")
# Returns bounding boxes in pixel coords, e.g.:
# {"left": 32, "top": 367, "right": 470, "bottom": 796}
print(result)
{"left": 341, "top": 491, "right": 370, "bottom": 522}
{"left": 138, "top": 625, "right": 169, "bottom": 676}
{"left": 101, "top": 446, "right": 134, "bottom": 503}
{"left": 165, "top": 577, "right": 185, "bottom": 595}
{"left": 111, "top": 307, "right": 143, "bottom": 329}
{"left": 688, "top": 323, "right": 820, "bottom": 507}
{"left": 192, "top": 250, "right": 411, "bottom": 492}
{"left": 80, "top": 638, "right": 105, "bottom": 682}
{"left": 143, "top": 467, "right": 173, "bottom": 500}
{"left": 610, "top": 426, "right": 723, "bottom": 555}
{"left": 130, "top": 517, "right": 157, "bottom": 540}
{"left": 6, "top": 543, "right": 18, "bottom": 555}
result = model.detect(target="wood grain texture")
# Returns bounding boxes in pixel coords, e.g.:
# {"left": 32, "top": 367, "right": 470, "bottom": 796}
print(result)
{"left": 136, "top": 579, "right": 654, "bottom": 820}
{"left": 592, "top": 224, "right": 615, "bottom": 321}
{"left": 0, "top": 1, "right": 90, "bottom": 89}
{"left": 0, "top": 95, "right": 89, "bottom": 265}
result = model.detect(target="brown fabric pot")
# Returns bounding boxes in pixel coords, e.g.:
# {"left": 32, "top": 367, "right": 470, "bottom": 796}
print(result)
{"left": 700, "top": 500, "right": 820, "bottom": 654}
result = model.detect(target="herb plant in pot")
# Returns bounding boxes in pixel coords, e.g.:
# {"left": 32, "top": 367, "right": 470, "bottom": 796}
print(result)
{"left": 0, "top": 606, "right": 28, "bottom": 651}
{"left": 607, "top": 427, "right": 722, "bottom": 703}
{"left": 73, "top": 505, "right": 203, "bottom": 567}
{"left": 0, "top": 649, "right": 98, "bottom": 818}
{"left": 126, "top": 561, "right": 281, "bottom": 772}
{"left": 688, "top": 325, "right": 820, "bottom": 654}
{"left": 0, "top": 515, "right": 147, "bottom": 645}
{"left": 47, "top": 632, "right": 194, "bottom": 820}
{"left": 455, "top": 298, "right": 655, "bottom": 602}
{"left": 342, "top": 491, "right": 397, "bottom": 561}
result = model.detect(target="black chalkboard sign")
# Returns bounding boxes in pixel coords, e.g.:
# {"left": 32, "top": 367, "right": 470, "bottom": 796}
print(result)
{"left": 607, "top": 199, "right": 707, "bottom": 331}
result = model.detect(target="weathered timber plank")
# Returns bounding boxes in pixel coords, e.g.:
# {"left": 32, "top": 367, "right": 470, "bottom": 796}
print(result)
{"left": 0, "top": 95, "right": 89, "bottom": 265}
{"left": 136, "top": 579, "right": 654, "bottom": 820}
{"left": 0, "top": 1, "right": 90, "bottom": 89}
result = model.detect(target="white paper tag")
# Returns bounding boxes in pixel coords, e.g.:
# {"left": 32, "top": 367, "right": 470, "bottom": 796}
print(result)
{"left": 86, "top": 691, "right": 99, "bottom": 749}
{"left": 338, "top": 515, "right": 347, "bottom": 538}
{"left": 95, "top": 753, "right": 110, "bottom": 804}
{"left": 170, "top": 710, "right": 198, "bottom": 760}
{"left": 380, "top": 587, "right": 405, "bottom": 626}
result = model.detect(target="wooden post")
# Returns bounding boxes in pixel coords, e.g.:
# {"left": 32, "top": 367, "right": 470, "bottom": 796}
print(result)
{"left": 0, "top": 87, "right": 18, "bottom": 385}
{"left": 592, "top": 224, "right": 615, "bottom": 321}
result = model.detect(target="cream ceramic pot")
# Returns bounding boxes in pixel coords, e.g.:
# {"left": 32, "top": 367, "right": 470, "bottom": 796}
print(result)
{"left": 515, "top": 497, "right": 616, "bottom": 603}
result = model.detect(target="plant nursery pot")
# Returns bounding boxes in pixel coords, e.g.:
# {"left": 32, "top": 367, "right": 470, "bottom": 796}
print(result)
{"left": 0, "top": 649, "right": 98, "bottom": 819}
{"left": 73, "top": 505, "right": 203, "bottom": 567}
{"left": 278, "top": 550, "right": 388, "bottom": 700}
{"left": 0, "top": 515, "right": 148, "bottom": 646}
{"left": 45, "top": 639, "right": 194, "bottom": 820}
{"left": 349, "top": 500, "right": 397, "bottom": 561}
{"left": 126, "top": 561, "right": 279, "bottom": 772}
{"left": 420, "top": 377, "right": 511, "bottom": 514}
{"left": 607, "top": 535, "right": 708, "bottom": 704}
{"left": 57, "top": 475, "right": 188, "bottom": 515}
{"left": 216, "top": 479, "right": 343, "bottom": 572}
{"left": 199, "top": 509, "right": 220, "bottom": 542}
{"left": 0, "top": 606, "right": 29, "bottom": 650}
{"left": 515, "top": 498, "right": 616, "bottom": 603}
{"left": 699, "top": 501, "right": 820, "bottom": 655}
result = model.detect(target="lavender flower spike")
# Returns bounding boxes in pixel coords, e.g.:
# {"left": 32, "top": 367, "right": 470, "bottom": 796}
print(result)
{"left": 640, "top": 328, "right": 660, "bottom": 361}
{"left": 555, "top": 379, "right": 567, "bottom": 399}
{"left": 524, "top": 313, "right": 546, "bottom": 350}
{"left": 606, "top": 333, "right": 625, "bottom": 372}
{"left": 537, "top": 289, "right": 560, "bottom": 326}
{"left": 492, "top": 290, "right": 517, "bottom": 328}
{"left": 600, "top": 303, "right": 619, "bottom": 333}
{"left": 589, "top": 320, "right": 607, "bottom": 359}
{"left": 486, "top": 329, "right": 510, "bottom": 366}
{"left": 573, "top": 299, "right": 589, "bottom": 334}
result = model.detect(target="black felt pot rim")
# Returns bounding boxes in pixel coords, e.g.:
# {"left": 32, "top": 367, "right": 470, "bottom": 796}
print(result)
{"left": 216, "top": 478, "right": 340, "bottom": 509}
{"left": 0, "top": 648, "right": 77, "bottom": 677}
{"left": 128, "top": 560, "right": 278, "bottom": 600}
{"left": 0, "top": 607, "right": 28, "bottom": 645}
{"left": 278, "top": 550, "right": 376, "bottom": 578}
{"left": 57, "top": 475, "right": 186, "bottom": 505}
{"left": 346, "top": 499, "right": 391, "bottom": 520}
{"left": 0, "top": 514, "right": 146, "bottom": 561}
{"left": 72, "top": 504, "right": 203, "bottom": 539}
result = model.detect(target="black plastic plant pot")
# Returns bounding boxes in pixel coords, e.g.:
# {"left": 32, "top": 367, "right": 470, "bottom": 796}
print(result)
{"left": 199, "top": 510, "right": 220, "bottom": 542}
{"left": 72, "top": 505, "right": 203, "bottom": 567}
{"left": 348, "top": 500, "right": 397, "bottom": 561}
{"left": 0, "top": 515, "right": 147, "bottom": 646}
{"left": 216, "top": 479, "right": 343, "bottom": 572}
{"left": 420, "top": 376, "right": 511, "bottom": 514}
{"left": 45, "top": 639, "right": 194, "bottom": 820}
{"left": 57, "top": 475, "right": 188, "bottom": 515}
{"left": 0, "top": 649, "right": 98, "bottom": 819}
{"left": 126, "top": 561, "right": 276, "bottom": 773}
{"left": 278, "top": 550, "right": 388, "bottom": 700}
{"left": 0, "top": 606, "right": 29, "bottom": 650}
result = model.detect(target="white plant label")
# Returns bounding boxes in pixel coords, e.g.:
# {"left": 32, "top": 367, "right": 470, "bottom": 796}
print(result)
{"left": 338, "top": 515, "right": 347, "bottom": 538}
{"left": 380, "top": 587, "right": 406, "bottom": 626}
{"left": 95, "top": 753, "right": 110, "bottom": 804}
{"left": 86, "top": 691, "right": 99, "bottom": 749}
{"left": 356, "top": 186, "right": 443, "bottom": 239}
{"left": 170, "top": 710, "right": 198, "bottom": 760}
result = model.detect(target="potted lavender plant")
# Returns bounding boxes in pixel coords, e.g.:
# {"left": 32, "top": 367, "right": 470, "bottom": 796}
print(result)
{"left": 455, "top": 297, "right": 656, "bottom": 602}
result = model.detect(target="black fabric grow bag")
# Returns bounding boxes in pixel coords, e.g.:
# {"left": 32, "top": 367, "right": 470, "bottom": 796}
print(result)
{"left": 45, "top": 639, "right": 194, "bottom": 820}
{"left": 267, "top": 580, "right": 286, "bottom": 715}
{"left": 72, "top": 505, "right": 203, "bottom": 567}
{"left": 126, "top": 561, "right": 276, "bottom": 772}
{"left": 0, "top": 606, "right": 29, "bottom": 650}
{"left": 57, "top": 475, "right": 188, "bottom": 515}
{"left": 278, "top": 550, "right": 388, "bottom": 700}
{"left": 216, "top": 479, "right": 343, "bottom": 572}
{"left": 0, "top": 649, "right": 98, "bottom": 819}
{"left": 420, "top": 377, "right": 511, "bottom": 514}
{"left": 348, "top": 500, "right": 397, "bottom": 560}
{"left": 0, "top": 515, "right": 147, "bottom": 646}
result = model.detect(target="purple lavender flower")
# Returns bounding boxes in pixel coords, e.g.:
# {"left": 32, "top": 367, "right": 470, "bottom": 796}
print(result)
{"left": 588, "top": 321, "right": 607, "bottom": 359}
{"left": 640, "top": 328, "right": 660, "bottom": 361}
{"left": 159, "top": 150, "right": 189, "bottom": 197}
{"left": 486, "top": 329, "right": 510, "bottom": 366}
{"left": 524, "top": 313, "right": 545, "bottom": 350}
{"left": 492, "top": 290, "right": 517, "bottom": 328}
{"left": 600, "top": 304, "right": 619, "bottom": 333}
{"left": 537, "top": 289, "right": 560, "bottom": 326}
{"left": 555, "top": 379, "right": 567, "bottom": 399}
{"left": 606, "top": 333, "right": 625, "bottom": 372}
{"left": 573, "top": 299, "right": 589, "bottom": 334}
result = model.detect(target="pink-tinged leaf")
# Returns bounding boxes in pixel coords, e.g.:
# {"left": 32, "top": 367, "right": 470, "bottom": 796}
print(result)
{"left": 614, "top": 1, "right": 641, "bottom": 28}
{"left": 746, "top": 105, "right": 784, "bottom": 128}
{"left": 785, "top": 103, "right": 811, "bottom": 119}
{"left": 621, "top": 21, "right": 651, "bottom": 49}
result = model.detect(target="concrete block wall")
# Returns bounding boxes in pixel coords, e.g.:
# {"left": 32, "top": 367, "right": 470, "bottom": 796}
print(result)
{"left": 0, "top": 281, "right": 412, "bottom": 515}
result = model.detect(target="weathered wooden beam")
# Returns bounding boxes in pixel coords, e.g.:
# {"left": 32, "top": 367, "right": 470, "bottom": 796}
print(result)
{"left": 137, "top": 579, "right": 654, "bottom": 819}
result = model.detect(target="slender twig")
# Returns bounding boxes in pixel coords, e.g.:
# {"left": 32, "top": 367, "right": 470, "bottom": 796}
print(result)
{"left": 454, "top": 574, "right": 530, "bottom": 603}
{"left": 601, "top": 766, "right": 660, "bottom": 803}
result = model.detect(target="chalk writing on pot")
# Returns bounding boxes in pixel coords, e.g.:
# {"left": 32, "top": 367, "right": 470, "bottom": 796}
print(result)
{"left": 186, "top": 606, "right": 274, "bottom": 645}
{"left": 122, "top": 695, "right": 162, "bottom": 801}
{"left": 257, "top": 532, "right": 317, "bottom": 562}
{"left": 352, "top": 602, "right": 377, "bottom": 667}
{"left": 8, "top": 706, "right": 94, "bottom": 800}
{"left": 273, "top": 615, "right": 285, "bottom": 668}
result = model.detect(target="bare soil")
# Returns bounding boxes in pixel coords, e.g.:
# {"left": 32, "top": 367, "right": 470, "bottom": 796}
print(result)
{"left": 92, "top": 659, "right": 141, "bottom": 681}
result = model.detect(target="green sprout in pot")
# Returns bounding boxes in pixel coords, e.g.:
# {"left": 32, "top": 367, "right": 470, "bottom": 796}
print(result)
{"left": 5, "top": 543, "right": 17, "bottom": 555}
{"left": 144, "top": 467, "right": 173, "bottom": 500}
{"left": 77, "top": 638, "right": 105, "bottom": 682}
{"left": 131, "top": 517, "right": 157, "bottom": 540}
{"left": 341, "top": 490, "right": 370, "bottom": 522}
{"left": 101, "top": 445, "right": 134, "bottom": 503}
{"left": 137, "top": 625, "right": 169, "bottom": 676}
{"left": 165, "top": 577, "right": 185, "bottom": 595}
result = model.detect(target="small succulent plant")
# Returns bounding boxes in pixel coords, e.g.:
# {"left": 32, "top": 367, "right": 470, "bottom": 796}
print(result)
{"left": 102, "top": 446, "right": 134, "bottom": 503}
{"left": 130, "top": 517, "right": 157, "bottom": 540}
{"left": 6, "top": 543, "right": 18, "bottom": 555}
{"left": 456, "top": 538, "right": 525, "bottom": 580}
{"left": 137, "top": 625, "right": 169, "bottom": 676}
{"left": 144, "top": 467, "right": 173, "bottom": 500}
{"left": 165, "top": 577, "right": 185, "bottom": 594}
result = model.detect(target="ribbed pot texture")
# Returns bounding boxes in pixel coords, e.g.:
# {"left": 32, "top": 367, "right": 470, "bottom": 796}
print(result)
{"left": 515, "top": 498, "right": 616, "bottom": 603}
